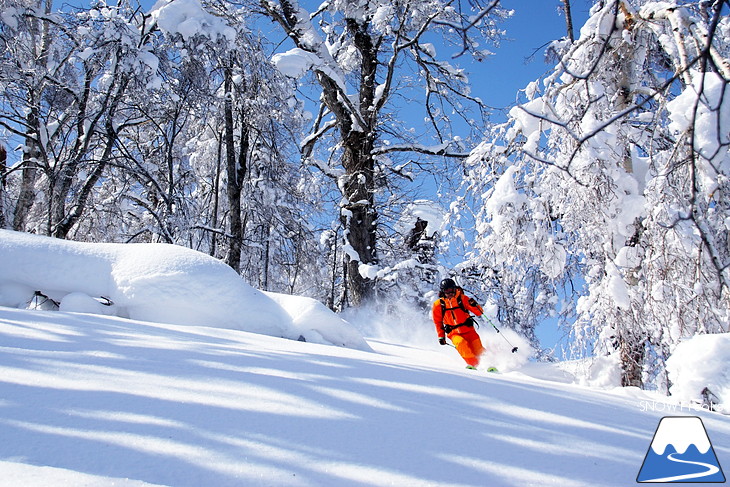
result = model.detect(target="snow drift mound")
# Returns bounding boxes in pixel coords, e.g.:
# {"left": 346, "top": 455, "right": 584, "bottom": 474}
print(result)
{"left": 0, "top": 230, "right": 369, "bottom": 350}
{"left": 666, "top": 333, "right": 729, "bottom": 412}
{"left": 265, "top": 292, "right": 370, "bottom": 350}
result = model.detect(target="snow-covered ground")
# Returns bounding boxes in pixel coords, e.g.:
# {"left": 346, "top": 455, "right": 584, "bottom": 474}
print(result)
{"left": 1, "top": 230, "right": 728, "bottom": 486}
{"left": 1, "top": 306, "right": 729, "bottom": 487}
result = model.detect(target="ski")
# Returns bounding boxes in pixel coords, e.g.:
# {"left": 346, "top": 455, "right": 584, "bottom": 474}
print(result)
{"left": 465, "top": 365, "right": 499, "bottom": 373}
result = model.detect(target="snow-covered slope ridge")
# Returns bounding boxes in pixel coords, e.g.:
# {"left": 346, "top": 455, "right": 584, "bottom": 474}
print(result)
{"left": 0, "top": 229, "right": 368, "bottom": 350}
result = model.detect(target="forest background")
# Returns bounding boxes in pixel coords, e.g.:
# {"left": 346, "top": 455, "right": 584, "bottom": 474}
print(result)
{"left": 0, "top": 0, "right": 728, "bottom": 393}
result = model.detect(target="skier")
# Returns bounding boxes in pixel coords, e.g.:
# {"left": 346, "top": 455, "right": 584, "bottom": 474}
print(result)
{"left": 432, "top": 278, "right": 485, "bottom": 370}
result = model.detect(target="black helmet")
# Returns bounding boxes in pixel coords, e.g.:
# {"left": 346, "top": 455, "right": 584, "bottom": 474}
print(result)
{"left": 440, "top": 278, "right": 457, "bottom": 292}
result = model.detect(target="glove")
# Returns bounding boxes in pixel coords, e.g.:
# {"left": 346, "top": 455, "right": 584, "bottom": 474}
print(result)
{"left": 439, "top": 337, "right": 447, "bottom": 346}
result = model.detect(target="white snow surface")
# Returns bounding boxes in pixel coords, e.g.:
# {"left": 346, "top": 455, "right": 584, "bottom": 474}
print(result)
{"left": 1, "top": 230, "right": 729, "bottom": 486}
{"left": 1, "top": 307, "right": 729, "bottom": 487}
{"left": 0, "top": 230, "right": 369, "bottom": 351}
{"left": 667, "top": 71, "right": 730, "bottom": 178}
{"left": 272, "top": 48, "right": 321, "bottom": 79}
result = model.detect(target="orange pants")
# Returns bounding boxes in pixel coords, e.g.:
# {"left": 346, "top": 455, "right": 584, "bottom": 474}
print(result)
{"left": 449, "top": 327, "right": 484, "bottom": 367}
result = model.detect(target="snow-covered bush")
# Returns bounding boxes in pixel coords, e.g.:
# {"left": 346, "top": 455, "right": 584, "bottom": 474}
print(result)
{"left": 666, "top": 333, "right": 730, "bottom": 412}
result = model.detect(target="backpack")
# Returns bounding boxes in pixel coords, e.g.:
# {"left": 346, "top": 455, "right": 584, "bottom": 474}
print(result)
{"left": 439, "top": 288, "right": 479, "bottom": 332}
{"left": 439, "top": 291, "right": 467, "bottom": 316}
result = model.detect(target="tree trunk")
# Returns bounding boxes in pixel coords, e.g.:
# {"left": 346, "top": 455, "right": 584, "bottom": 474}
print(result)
{"left": 338, "top": 17, "right": 379, "bottom": 307}
{"left": 261, "top": 224, "right": 270, "bottom": 290}
{"left": 561, "top": 0, "right": 575, "bottom": 42}
{"left": 210, "top": 135, "right": 223, "bottom": 257}
{"left": 224, "top": 65, "right": 242, "bottom": 273}
{"left": 13, "top": 107, "right": 41, "bottom": 232}
{"left": 340, "top": 131, "right": 377, "bottom": 306}
{"left": 620, "top": 334, "right": 645, "bottom": 388}
{"left": 223, "top": 62, "right": 249, "bottom": 273}
{"left": 14, "top": 0, "right": 54, "bottom": 233}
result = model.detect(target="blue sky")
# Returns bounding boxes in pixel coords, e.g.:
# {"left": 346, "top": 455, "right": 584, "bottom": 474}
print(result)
{"left": 474, "top": 0, "right": 593, "bottom": 111}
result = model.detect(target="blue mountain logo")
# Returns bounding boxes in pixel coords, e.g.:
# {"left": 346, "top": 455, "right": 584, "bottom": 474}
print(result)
{"left": 637, "top": 416, "right": 726, "bottom": 483}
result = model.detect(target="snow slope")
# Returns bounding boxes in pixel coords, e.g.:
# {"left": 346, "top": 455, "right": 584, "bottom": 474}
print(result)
{"left": 1, "top": 230, "right": 728, "bottom": 486}
{"left": 1, "top": 306, "right": 729, "bottom": 487}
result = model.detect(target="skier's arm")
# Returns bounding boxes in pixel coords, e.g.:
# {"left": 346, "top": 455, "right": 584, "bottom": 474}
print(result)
{"left": 432, "top": 301, "right": 446, "bottom": 341}
{"left": 464, "top": 295, "right": 483, "bottom": 317}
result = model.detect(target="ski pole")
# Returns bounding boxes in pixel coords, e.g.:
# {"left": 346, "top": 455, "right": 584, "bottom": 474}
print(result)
{"left": 479, "top": 316, "right": 518, "bottom": 353}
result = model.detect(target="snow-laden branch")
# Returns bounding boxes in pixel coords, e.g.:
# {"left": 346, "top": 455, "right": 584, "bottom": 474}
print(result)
{"left": 372, "top": 142, "right": 469, "bottom": 159}
{"left": 301, "top": 118, "right": 338, "bottom": 161}
{"left": 264, "top": 0, "right": 367, "bottom": 131}
{"left": 432, "top": 0, "right": 502, "bottom": 59}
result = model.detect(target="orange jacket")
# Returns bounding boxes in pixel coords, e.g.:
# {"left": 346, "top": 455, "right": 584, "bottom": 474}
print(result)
{"left": 432, "top": 288, "right": 483, "bottom": 338}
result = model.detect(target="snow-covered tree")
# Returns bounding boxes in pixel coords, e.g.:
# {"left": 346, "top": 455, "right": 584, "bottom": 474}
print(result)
{"left": 122, "top": 0, "right": 321, "bottom": 294}
{"left": 0, "top": 0, "right": 157, "bottom": 237}
{"left": 259, "top": 0, "right": 510, "bottom": 308}
{"left": 374, "top": 199, "right": 446, "bottom": 308}
{"left": 463, "top": 0, "right": 730, "bottom": 387}
{"left": 1, "top": 0, "right": 324, "bottom": 298}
